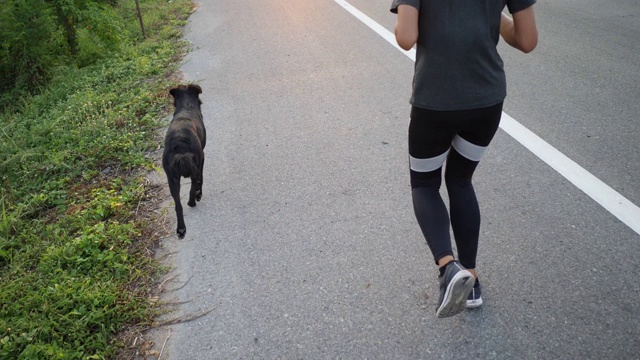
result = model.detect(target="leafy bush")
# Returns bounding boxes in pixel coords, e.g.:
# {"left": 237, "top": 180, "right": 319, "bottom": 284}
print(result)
{"left": 0, "top": 0, "right": 137, "bottom": 104}
{"left": 0, "top": 0, "right": 62, "bottom": 92}
{"left": 0, "top": 0, "right": 193, "bottom": 358}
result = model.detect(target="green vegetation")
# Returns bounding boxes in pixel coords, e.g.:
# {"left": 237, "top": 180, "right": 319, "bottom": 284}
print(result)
{"left": 0, "top": 0, "right": 193, "bottom": 358}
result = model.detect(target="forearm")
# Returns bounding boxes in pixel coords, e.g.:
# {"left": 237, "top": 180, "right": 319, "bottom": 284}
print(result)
{"left": 500, "top": 13, "right": 519, "bottom": 49}
{"left": 500, "top": 8, "right": 538, "bottom": 53}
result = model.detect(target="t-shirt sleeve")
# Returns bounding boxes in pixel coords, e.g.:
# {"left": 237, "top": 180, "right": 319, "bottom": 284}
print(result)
{"left": 390, "top": 0, "right": 420, "bottom": 14}
{"left": 506, "top": 0, "right": 536, "bottom": 14}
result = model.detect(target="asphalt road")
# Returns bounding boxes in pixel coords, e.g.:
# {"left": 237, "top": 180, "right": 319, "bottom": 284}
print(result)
{"left": 154, "top": 1, "right": 640, "bottom": 358}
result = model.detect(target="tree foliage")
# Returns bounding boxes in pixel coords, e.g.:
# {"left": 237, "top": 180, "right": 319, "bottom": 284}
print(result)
{"left": 0, "top": 0, "right": 60, "bottom": 92}
{"left": 0, "top": 0, "right": 127, "bottom": 101}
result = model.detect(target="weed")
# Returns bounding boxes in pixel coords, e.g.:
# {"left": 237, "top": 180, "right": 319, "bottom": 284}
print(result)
{"left": 0, "top": 0, "right": 193, "bottom": 358}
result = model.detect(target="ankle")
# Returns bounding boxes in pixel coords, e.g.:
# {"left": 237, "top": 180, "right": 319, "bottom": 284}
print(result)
{"left": 437, "top": 256, "right": 456, "bottom": 277}
{"left": 467, "top": 268, "right": 478, "bottom": 279}
{"left": 436, "top": 255, "right": 455, "bottom": 269}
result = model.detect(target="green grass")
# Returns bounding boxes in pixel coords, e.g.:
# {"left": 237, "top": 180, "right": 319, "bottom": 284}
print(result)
{"left": 0, "top": 0, "right": 194, "bottom": 358}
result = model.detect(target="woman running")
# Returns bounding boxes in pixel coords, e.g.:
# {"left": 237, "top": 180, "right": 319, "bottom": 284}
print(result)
{"left": 391, "top": 0, "right": 538, "bottom": 318}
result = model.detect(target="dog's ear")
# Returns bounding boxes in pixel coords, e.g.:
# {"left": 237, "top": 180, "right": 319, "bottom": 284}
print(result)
{"left": 188, "top": 84, "right": 202, "bottom": 95}
{"left": 169, "top": 87, "right": 179, "bottom": 99}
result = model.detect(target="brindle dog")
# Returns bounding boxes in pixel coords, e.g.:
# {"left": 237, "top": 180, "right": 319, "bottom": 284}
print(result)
{"left": 162, "top": 84, "right": 206, "bottom": 238}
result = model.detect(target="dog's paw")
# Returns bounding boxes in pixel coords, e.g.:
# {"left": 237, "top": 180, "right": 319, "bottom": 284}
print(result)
{"left": 187, "top": 199, "right": 196, "bottom": 207}
{"left": 196, "top": 190, "right": 202, "bottom": 202}
{"left": 177, "top": 228, "right": 186, "bottom": 238}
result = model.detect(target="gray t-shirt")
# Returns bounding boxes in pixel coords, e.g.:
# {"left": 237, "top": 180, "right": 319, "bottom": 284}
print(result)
{"left": 391, "top": 0, "right": 536, "bottom": 111}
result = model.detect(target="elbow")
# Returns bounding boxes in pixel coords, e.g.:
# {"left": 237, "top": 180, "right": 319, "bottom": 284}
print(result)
{"left": 521, "top": 46, "right": 535, "bottom": 54}
{"left": 395, "top": 31, "right": 417, "bottom": 51}
{"left": 394, "top": 23, "right": 417, "bottom": 51}
{"left": 397, "top": 38, "right": 416, "bottom": 51}
{"left": 519, "top": 36, "right": 538, "bottom": 53}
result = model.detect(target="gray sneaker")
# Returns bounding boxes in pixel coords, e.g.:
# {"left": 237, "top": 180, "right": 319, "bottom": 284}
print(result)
{"left": 466, "top": 279, "right": 482, "bottom": 309}
{"left": 436, "top": 261, "right": 474, "bottom": 318}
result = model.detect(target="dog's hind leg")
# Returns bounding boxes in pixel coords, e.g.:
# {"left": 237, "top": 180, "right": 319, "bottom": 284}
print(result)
{"left": 196, "top": 153, "right": 204, "bottom": 202}
{"left": 187, "top": 172, "right": 199, "bottom": 208}
{"left": 168, "top": 177, "right": 186, "bottom": 238}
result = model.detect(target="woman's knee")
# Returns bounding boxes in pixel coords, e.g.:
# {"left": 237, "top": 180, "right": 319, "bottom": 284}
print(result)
{"left": 444, "top": 151, "right": 477, "bottom": 187}
{"left": 444, "top": 172, "right": 472, "bottom": 189}
{"left": 410, "top": 168, "right": 442, "bottom": 189}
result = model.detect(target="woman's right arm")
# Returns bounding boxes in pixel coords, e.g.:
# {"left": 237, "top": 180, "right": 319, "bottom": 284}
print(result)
{"left": 500, "top": 6, "right": 538, "bottom": 53}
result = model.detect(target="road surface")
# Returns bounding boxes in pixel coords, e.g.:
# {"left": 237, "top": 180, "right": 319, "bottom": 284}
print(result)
{"left": 154, "top": 1, "right": 640, "bottom": 358}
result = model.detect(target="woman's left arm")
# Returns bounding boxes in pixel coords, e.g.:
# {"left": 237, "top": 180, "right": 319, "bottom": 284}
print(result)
{"left": 394, "top": 4, "right": 419, "bottom": 51}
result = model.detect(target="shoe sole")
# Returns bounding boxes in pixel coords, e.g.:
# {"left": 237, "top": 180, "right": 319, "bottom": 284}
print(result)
{"left": 436, "top": 270, "right": 474, "bottom": 318}
{"left": 466, "top": 286, "right": 483, "bottom": 308}
{"left": 466, "top": 298, "right": 483, "bottom": 309}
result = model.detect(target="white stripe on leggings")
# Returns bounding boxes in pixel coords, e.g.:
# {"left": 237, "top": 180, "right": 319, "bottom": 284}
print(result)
{"left": 410, "top": 150, "right": 449, "bottom": 173}
{"left": 452, "top": 135, "right": 487, "bottom": 162}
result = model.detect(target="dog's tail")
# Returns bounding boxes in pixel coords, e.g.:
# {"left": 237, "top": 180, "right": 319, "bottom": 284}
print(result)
{"left": 169, "top": 153, "right": 199, "bottom": 179}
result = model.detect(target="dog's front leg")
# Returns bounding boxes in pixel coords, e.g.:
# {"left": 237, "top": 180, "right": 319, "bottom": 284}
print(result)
{"left": 168, "top": 177, "right": 186, "bottom": 238}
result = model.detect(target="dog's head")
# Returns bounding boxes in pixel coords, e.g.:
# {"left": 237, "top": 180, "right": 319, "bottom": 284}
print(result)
{"left": 169, "top": 84, "right": 203, "bottom": 109}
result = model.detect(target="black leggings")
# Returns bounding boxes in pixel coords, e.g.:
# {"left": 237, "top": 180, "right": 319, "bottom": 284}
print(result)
{"left": 409, "top": 102, "right": 503, "bottom": 269}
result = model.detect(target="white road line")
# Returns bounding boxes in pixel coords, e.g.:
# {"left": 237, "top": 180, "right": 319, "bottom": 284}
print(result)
{"left": 500, "top": 114, "right": 640, "bottom": 235}
{"left": 334, "top": 0, "right": 640, "bottom": 236}
{"left": 334, "top": 0, "right": 416, "bottom": 61}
